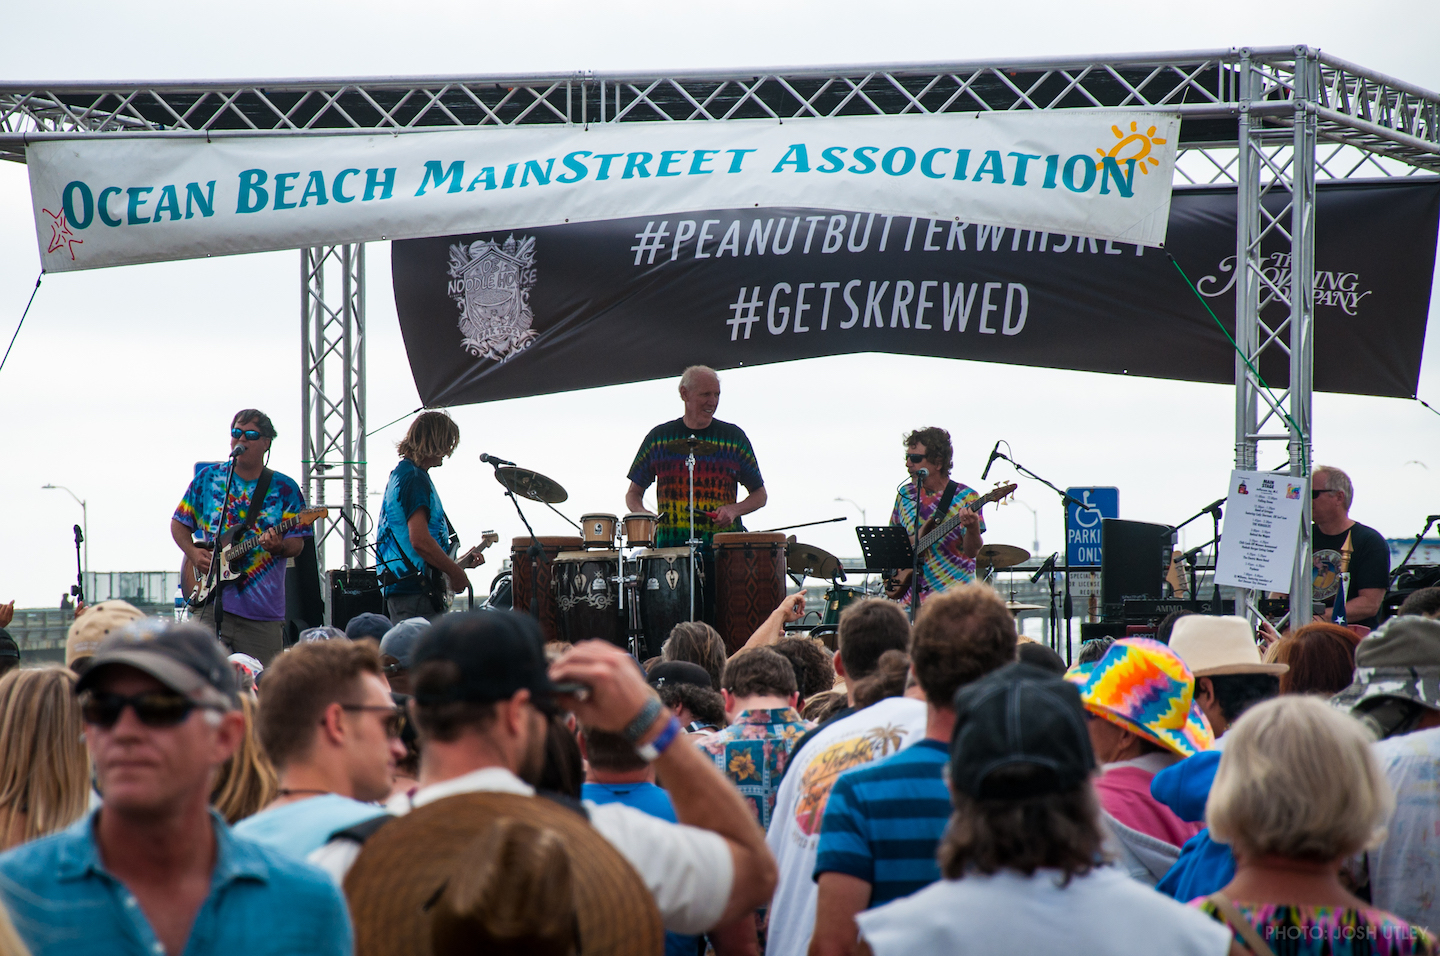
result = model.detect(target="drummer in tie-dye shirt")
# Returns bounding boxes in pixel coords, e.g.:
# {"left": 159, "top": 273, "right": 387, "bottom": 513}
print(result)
{"left": 888, "top": 426, "right": 984, "bottom": 607}
{"left": 625, "top": 365, "right": 767, "bottom": 622}
{"left": 170, "top": 409, "right": 310, "bottom": 666}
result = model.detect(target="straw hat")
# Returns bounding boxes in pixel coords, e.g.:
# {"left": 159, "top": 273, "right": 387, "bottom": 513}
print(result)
{"left": 1169, "top": 616, "right": 1288, "bottom": 677}
{"left": 1067, "top": 638, "right": 1214, "bottom": 758}
{"left": 344, "top": 792, "right": 662, "bottom": 956}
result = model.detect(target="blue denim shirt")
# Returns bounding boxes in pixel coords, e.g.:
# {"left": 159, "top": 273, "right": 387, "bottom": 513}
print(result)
{"left": 0, "top": 809, "right": 352, "bottom": 956}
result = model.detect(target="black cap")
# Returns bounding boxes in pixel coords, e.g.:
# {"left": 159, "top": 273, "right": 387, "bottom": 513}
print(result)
{"left": 949, "top": 662, "right": 1095, "bottom": 800}
{"left": 76, "top": 622, "right": 239, "bottom": 709}
{"left": 0, "top": 630, "right": 19, "bottom": 661}
{"left": 410, "top": 611, "right": 561, "bottom": 711}
{"left": 647, "top": 661, "right": 713, "bottom": 691}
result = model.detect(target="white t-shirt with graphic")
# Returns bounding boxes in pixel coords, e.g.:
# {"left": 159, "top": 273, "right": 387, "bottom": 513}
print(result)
{"left": 1367, "top": 726, "right": 1440, "bottom": 930}
{"left": 763, "top": 696, "right": 928, "bottom": 956}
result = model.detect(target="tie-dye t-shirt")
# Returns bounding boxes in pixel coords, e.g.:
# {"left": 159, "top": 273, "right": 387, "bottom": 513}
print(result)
{"left": 889, "top": 480, "right": 986, "bottom": 602}
{"left": 627, "top": 418, "right": 764, "bottom": 549}
{"left": 173, "top": 465, "right": 310, "bottom": 621}
{"left": 1191, "top": 899, "right": 1435, "bottom": 955}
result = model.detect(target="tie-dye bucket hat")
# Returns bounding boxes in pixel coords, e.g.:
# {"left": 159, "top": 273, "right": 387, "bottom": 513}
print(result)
{"left": 1065, "top": 638, "right": 1214, "bottom": 758}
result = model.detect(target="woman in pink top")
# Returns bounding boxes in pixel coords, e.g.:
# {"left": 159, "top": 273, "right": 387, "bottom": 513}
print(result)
{"left": 1067, "top": 639, "right": 1215, "bottom": 883}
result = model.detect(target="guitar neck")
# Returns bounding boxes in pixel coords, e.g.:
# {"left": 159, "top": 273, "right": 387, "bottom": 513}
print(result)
{"left": 228, "top": 513, "right": 304, "bottom": 560}
{"left": 915, "top": 486, "right": 1011, "bottom": 553}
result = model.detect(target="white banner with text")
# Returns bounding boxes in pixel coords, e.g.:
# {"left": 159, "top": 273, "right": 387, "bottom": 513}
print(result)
{"left": 28, "top": 109, "right": 1180, "bottom": 272}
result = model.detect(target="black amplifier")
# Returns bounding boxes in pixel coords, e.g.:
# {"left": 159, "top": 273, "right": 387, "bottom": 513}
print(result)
{"left": 329, "top": 568, "right": 384, "bottom": 631}
{"left": 1111, "top": 598, "right": 1235, "bottom": 622}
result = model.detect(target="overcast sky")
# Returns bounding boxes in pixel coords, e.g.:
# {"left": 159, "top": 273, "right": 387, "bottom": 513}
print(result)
{"left": 2, "top": 0, "right": 1437, "bottom": 610}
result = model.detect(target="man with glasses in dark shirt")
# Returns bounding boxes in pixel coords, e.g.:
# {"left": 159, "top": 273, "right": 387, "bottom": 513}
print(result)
{"left": 171, "top": 409, "right": 311, "bottom": 665}
{"left": 1310, "top": 465, "right": 1389, "bottom": 628}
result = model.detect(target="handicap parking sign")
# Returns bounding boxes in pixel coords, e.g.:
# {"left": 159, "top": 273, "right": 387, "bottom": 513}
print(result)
{"left": 1066, "top": 487, "right": 1119, "bottom": 567}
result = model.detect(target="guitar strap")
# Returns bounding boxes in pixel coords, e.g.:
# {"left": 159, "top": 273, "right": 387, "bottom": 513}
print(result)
{"left": 936, "top": 480, "right": 961, "bottom": 524}
{"left": 241, "top": 468, "right": 274, "bottom": 534}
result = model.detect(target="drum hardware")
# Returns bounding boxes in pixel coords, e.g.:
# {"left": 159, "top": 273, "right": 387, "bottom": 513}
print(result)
{"left": 785, "top": 541, "right": 846, "bottom": 585}
{"left": 487, "top": 458, "right": 570, "bottom": 627}
{"left": 974, "top": 544, "right": 1030, "bottom": 576}
{"left": 661, "top": 437, "right": 719, "bottom": 456}
{"left": 1005, "top": 602, "right": 1045, "bottom": 612}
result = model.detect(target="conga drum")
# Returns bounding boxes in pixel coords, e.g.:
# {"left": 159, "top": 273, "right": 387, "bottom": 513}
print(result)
{"left": 636, "top": 547, "right": 702, "bottom": 659}
{"left": 553, "top": 551, "right": 623, "bottom": 647}
{"left": 510, "top": 536, "right": 584, "bottom": 644}
{"left": 712, "top": 532, "right": 788, "bottom": 654}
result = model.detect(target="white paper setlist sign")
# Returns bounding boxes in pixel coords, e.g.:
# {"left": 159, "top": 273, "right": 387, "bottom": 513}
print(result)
{"left": 1214, "top": 469, "right": 1308, "bottom": 592}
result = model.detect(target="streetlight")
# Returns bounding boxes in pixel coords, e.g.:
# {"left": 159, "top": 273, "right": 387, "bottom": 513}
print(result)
{"left": 42, "top": 484, "right": 88, "bottom": 579}
{"left": 1011, "top": 498, "right": 1041, "bottom": 555}
{"left": 834, "top": 497, "right": 867, "bottom": 527}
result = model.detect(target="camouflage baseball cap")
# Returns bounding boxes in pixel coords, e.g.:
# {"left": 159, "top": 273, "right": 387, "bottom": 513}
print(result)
{"left": 1331, "top": 616, "right": 1440, "bottom": 734}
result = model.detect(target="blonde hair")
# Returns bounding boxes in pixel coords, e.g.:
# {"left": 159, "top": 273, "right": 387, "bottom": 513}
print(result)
{"left": 0, "top": 666, "right": 90, "bottom": 851}
{"left": 396, "top": 411, "right": 460, "bottom": 463}
{"left": 1208, "top": 695, "right": 1392, "bottom": 861}
{"left": 211, "top": 694, "right": 278, "bottom": 825}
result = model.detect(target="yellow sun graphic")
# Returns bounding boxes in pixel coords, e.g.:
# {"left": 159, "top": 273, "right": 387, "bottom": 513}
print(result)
{"left": 1095, "top": 121, "right": 1168, "bottom": 174}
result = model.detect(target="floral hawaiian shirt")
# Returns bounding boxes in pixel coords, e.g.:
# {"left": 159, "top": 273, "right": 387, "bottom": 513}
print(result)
{"left": 702, "top": 707, "right": 813, "bottom": 830}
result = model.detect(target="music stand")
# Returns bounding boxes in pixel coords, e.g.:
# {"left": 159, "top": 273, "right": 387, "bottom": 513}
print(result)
{"left": 856, "top": 526, "right": 916, "bottom": 617}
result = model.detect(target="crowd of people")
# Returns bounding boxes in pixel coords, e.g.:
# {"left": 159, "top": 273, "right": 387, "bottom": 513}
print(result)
{"left": 0, "top": 578, "right": 1439, "bottom": 955}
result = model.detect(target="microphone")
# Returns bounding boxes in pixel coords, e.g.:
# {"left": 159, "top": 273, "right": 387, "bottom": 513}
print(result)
{"left": 980, "top": 441, "right": 1002, "bottom": 481}
{"left": 1427, "top": 515, "right": 1440, "bottom": 523}
{"left": 229, "top": 444, "right": 246, "bottom": 458}
{"left": 1202, "top": 497, "right": 1226, "bottom": 515}
{"left": 1030, "top": 552, "right": 1057, "bottom": 583}
{"left": 916, "top": 467, "right": 929, "bottom": 479}
{"left": 479, "top": 453, "right": 515, "bottom": 466}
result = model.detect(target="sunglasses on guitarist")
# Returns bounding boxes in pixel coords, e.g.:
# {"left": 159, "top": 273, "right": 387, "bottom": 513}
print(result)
{"left": 80, "top": 690, "right": 224, "bottom": 729}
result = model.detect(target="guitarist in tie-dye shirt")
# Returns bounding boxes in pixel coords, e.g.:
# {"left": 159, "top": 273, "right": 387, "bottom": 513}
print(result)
{"left": 625, "top": 365, "right": 767, "bottom": 623}
{"left": 171, "top": 409, "right": 310, "bottom": 665}
{"left": 886, "top": 426, "right": 984, "bottom": 608}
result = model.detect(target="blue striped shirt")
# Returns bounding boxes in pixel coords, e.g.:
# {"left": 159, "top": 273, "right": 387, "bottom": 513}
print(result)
{"left": 813, "top": 738, "right": 952, "bottom": 906}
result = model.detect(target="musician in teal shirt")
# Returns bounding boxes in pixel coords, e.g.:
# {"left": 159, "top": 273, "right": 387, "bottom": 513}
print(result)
{"left": 376, "top": 411, "right": 485, "bottom": 620}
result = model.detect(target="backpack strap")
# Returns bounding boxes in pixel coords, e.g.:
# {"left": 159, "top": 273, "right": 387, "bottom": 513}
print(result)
{"left": 1207, "top": 893, "right": 1276, "bottom": 956}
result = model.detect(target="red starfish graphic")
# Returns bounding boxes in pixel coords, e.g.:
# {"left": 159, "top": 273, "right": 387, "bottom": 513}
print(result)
{"left": 43, "top": 206, "right": 83, "bottom": 260}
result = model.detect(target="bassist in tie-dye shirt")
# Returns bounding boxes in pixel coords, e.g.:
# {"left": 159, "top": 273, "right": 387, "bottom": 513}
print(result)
{"left": 171, "top": 409, "right": 310, "bottom": 665}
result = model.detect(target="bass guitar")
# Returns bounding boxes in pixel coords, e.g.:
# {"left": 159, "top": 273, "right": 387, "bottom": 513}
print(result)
{"left": 182, "top": 507, "right": 329, "bottom": 608}
{"left": 426, "top": 530, "right": 501, "bottom": 610}
{"left": 883, "top": 483, "right": 1017, "bottom": 600}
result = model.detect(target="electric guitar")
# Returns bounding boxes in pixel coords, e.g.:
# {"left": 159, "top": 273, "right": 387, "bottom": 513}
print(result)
{"left": 182, "top": 507, "right": 329, "bottom": 608}
{"left": 883, "top": 483, "right": 1018, "bottom": 599}
{"left": 427, "top": 531, "right": 501, "bottom": 610}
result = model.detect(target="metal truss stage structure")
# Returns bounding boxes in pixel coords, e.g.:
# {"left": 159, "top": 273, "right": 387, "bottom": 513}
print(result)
{"left": 3, "top": 46, "right": 1438, "bottom": 623}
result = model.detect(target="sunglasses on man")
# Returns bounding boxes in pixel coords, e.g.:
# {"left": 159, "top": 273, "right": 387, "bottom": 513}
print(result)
{"left": 339, "top": 703, "right": 406, "bottom": 739}
{"left": 80, "top": 690, "right": 225, "bottom": 729}
{"left": 231, "top": 427, "right": 266, "bottom": 441}
{"left": 1312, "top": 489, "right": 1331, "bottom": 499}
{"left": 906, "top": 453, "right": 929, "bottom": 464}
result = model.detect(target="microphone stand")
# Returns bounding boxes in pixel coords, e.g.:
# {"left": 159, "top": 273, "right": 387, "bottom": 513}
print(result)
{"left": 488, "top": 458, "right": 544, "bottom": 623}
{"left": 1174, "top": 498, "right": 1225, "bottom": 605}
{"left": 992, "top": 451, "right": 1090, "bottom": 663}
{"left": 1032, "top": 552, "right": 1059, "bottom": 645}
{"left": 206, "top": 451, "right": 245, "bottom": 634}
{"left": 1390, "top": 515, "right": 1438, "bottom": 588}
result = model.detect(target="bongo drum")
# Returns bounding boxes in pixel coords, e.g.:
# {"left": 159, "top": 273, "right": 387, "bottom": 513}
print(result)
{"left": 510, "top": 536, "right": 583, "bottom": 644}
{"left": 552, "top": 551, "right": 623, "bottom": 647}
{"left": 622, "top": 512, "right": 658, "bottom": 549}
{"left": 579, "top": 514, "right": 618, "bottom": 549}
{"left": 712, "top": 532, "right": 788, "bottom": 654}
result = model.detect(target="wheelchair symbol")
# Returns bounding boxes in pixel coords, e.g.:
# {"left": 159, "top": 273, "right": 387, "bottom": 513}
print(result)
{"left": 1073, "top": 491, "right": 1102, "bottom": 528}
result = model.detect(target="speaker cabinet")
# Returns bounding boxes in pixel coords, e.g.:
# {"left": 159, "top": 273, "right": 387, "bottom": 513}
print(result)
{"left": 1100, "top": 518, "right": 1174, "bottom": 618}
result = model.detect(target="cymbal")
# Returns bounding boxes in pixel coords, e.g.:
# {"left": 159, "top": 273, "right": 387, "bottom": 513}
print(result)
{"left": 661, "top": 437, "right": 719, "bottom": 456}
{"left": 1005, "top": 602, "right": 1045, "bottom": 612}
{"left": 493, "top": 466, "right": 568, "bottom": 504}
{"left": 786, "top": 541, "right": 846, "bottom": 581}
{"left": 974, "top": 544, "right": 1030, "bottom": 570}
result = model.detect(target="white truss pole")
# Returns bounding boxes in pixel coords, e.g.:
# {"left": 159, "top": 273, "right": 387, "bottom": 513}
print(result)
{"left": 300, "top": 244, "right": 368, "bottom": 571}
{"left": 1232, "top": 51, "right": 1263, "bottom": 621}
{"left": 1288, "top": 50, "right": 1318, "bottom": 627}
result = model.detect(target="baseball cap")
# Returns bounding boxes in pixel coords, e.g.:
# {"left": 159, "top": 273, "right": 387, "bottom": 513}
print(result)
{"left": 950, "top": 662, "right": 1096, "bottom": 800}
{"left": 345, "top": 611, "right": 393, "bottom": 642}
{"left": 299, "top": 625, "right": 347, "bottom": 643}
{"left": 647, "top": 660, "right": 714, "bottom": 691}
{"left": 76, "top": 622, "right": 239, "bottom": 709}
{"left": 1169, "top": 616, "right": 1288, "bottom": 676}
{"left": 66, "top": 600, "right": 146, "bottom": 667}
{"left": 379, "top": 617, "right": 432, "bottom": 670}
{"left": 410, "top": 611, "right": 561, "bottom": 712}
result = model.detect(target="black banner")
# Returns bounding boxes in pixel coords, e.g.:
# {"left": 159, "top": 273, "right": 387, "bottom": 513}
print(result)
{"left": 393, "top": 179, "right": 1439, "bottom": 405}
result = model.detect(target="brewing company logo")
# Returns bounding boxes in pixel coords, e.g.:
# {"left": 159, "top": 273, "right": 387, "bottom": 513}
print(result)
{"left": 1094, "top": 121, "right": 1168, "bottom": 174}
{"left": 446, "top": 235, "right": 538, "bottom": 363}
{"left": 1195, "top": 252, "right": 1373, "bottom": 316}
